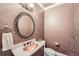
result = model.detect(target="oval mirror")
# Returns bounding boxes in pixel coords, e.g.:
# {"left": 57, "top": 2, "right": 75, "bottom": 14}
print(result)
{"left": 14, "top": 12, "right": 35, "bottom": 38}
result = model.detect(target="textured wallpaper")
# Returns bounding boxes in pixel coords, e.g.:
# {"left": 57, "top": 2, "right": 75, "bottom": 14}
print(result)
{"left": 44, "top": 3, "right": 79, "bottom": 56}
{"left": 0, "top": 3, "right": 44, "bottom": 55}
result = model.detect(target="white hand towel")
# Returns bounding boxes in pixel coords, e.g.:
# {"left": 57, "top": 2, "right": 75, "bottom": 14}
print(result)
{"left": 2, "top": 32, "right": 13, "bottom": 51}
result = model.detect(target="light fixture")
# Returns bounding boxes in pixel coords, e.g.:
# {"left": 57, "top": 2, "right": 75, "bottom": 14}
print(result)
{"left": 29, "top": 3, "right": 34, "bottom": 8}
{"left": 19, "top": 3, "right": 35, "bottom": 12}
{"left": 28, "top": 3, "right": 35, "bottom": 12}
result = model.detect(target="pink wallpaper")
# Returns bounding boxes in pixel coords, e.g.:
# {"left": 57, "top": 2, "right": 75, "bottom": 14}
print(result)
{"left": 0, "top": 3, "right": 44, "bottom": 55}
{"left": 44, "top": 4, "right": 79, "bottom": 56}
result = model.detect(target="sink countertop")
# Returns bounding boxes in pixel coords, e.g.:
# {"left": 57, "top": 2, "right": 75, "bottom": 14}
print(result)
{"left": 11, "top": 40, "right": 45, "bottom": 56}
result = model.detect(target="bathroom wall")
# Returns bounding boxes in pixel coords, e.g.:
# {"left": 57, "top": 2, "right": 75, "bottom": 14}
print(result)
{"left": 44, "top": 4, "right": 79, "bottom": 55}
{"left": 72, "top": 3, "right": 79, "bottom": 55}
{"left": 0, "top": 3, "right": 44, "bottom": 55}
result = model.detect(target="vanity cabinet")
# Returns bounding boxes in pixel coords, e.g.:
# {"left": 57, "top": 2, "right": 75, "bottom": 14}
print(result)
{"left": 0, "top": 49, "right": 13, "bottom": 56}
{"left": 31, "top": 46, "right": 44, "bottom": 56}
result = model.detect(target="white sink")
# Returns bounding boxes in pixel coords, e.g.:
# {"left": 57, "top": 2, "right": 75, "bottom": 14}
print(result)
{"left": 11, "top": 40, "right": 45, "bottom": 56}
{"left": 23, "top": 44, "right": 38, "bottom": 52}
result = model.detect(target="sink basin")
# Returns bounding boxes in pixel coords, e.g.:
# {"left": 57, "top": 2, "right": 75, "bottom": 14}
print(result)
{"left": 12, "top": 40, "right": 45, "bottom": 56}
{"left": 23, "top": 44, "right": 38, "bottom": 52}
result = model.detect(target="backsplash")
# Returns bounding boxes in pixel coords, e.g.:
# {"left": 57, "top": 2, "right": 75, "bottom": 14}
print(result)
{"left": 13, "top": 38, "right": 36, "bottom": 49}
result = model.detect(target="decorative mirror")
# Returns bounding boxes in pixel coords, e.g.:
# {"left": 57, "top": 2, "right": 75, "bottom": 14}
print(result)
{"left": 14, "top": 12, "right": 35, "bottom": 38}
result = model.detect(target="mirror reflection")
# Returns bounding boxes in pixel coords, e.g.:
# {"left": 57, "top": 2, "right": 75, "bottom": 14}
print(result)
{"left": 14, "top": 12, "right": 35, "bottom": 38}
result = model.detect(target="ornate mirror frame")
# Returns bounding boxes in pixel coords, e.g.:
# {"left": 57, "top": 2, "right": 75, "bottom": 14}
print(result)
{"left": 14, "top": 12, "right": 35, "bottom": 38}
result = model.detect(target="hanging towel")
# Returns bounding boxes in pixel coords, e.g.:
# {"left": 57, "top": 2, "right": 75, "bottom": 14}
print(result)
{"left": 2, "top": 32, "right": 13, "bottom": 51}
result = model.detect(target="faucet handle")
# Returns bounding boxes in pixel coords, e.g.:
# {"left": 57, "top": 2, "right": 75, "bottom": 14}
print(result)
{"left": 23, "top": 43, "right": 26, "bottom": 46}
{"left": 27, "top": 41, "right": 31, "bottom": 45}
